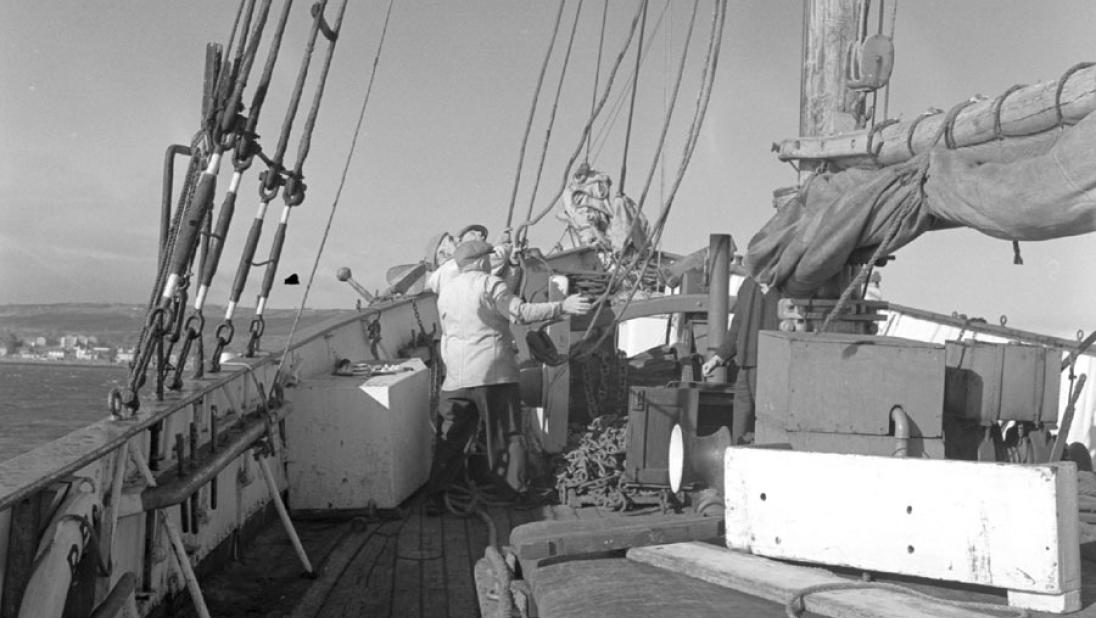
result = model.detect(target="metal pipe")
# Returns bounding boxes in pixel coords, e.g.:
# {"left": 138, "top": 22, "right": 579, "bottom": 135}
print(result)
{"left": 255, "top": 452, "right": 315, "bottom": 577}
{"left": 161, "top": 144, "right": 193, "bottom": 263}
{"left": 706, "top": 234, "right": 731, "bottom": 384}
{"left": 142, "top": 412, "right": 270, "bottom": 511}
{"left": 128, "top": 443, "right": 211, "bottom": 618}
{"left": 891, "top": 406, "right": 910, "bottom": 457}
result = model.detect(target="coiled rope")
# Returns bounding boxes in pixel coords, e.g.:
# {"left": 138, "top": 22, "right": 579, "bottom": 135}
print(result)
{"left": 785, "top": 581, "right": 1029, "bottom": 618}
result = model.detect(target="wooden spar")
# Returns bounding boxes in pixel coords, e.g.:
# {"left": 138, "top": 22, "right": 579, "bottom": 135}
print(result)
{"left": 795, "top": 0, "right": 864, "bottom": 295}
{"left": 782, "top": 58, "right": 1096, "bottom": 168}
{"left": 799, "top": 0, "right": 864, "bottom": 160}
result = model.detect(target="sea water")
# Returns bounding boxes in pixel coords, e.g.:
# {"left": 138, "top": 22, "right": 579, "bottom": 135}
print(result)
{"left": 0, "top": 363, "right": 127, "bottom": 462}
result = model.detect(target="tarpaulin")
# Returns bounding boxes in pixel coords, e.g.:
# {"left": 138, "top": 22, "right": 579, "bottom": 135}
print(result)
{"left": 746, "top": 110, "right": 1096, "bottom": 295}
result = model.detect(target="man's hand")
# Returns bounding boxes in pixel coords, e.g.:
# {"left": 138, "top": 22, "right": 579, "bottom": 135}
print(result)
{"left": 701, "top": 354, "right": 725, "bottom": 376}
{"left": 561, "top": 294, "right": 592, "bottom": 316}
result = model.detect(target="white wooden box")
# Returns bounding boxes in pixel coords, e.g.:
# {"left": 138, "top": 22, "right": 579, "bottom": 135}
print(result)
{"left": 284, "top": 359, "right": 432, "bottom": 510}
{"left": 724, "top": 448, "right": 1081, "bottom": 612}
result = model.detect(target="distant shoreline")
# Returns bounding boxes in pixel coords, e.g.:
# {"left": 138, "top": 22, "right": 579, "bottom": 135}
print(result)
{"left": 0, "top": 358, "right": 125, "bottom": 370}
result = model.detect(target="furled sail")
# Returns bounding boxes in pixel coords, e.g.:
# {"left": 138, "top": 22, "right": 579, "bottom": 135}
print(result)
{"left": 561, "top": 163, "right": 649, "bottom": 262}
{"left": 747, "top": 110, "right": 1096, "bottom": 296}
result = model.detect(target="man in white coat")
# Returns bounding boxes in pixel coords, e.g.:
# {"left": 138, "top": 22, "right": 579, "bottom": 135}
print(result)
{"left": 424, "top": 239, "right": 591, "bottom": 514}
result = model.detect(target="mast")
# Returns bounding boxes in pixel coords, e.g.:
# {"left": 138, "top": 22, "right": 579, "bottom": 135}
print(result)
{"left": 795, "top": 0, "right": 865, "bottom": 298}
{"left": 798, "top": 0, "right": 863, "bottom": 172}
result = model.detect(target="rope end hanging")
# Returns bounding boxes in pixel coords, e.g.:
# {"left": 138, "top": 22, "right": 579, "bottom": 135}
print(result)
{"left": 1011, "top": 240, "right": 1023, "bottom": 265}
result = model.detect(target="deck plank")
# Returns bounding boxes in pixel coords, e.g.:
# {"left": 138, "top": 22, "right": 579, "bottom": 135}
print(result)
{"left": 393, "top": 506, "right": 424, "bottom": 617}
{"left": 442, "top": 513, "right": 477, "bottom": 617}
{"left": 420, "top": 508, "right": 448, "bottom": 616}
{"left": 174, "top": 517, "right": 351, "bottom": 617}
{"left": 289, "top": 521, "right": 380, "bottom": 618}
{"left": 317, "top": 518, "right": 402, "bottom": 617}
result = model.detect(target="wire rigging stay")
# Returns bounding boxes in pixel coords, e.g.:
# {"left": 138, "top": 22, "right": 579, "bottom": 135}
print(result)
{"left": 523, "top": 0, "right": 586, "bottom": 223}
{"left": 504, "top": 0, "right": 567, "bottom": 231}
{"left": 113, "top": 1, "right": 266, "bottom": 416}
{"left": 274, "top": 0, "right": 396, "bottom": 380}
{"left": 248, "top": 0, "right": 350, "bottom": 358}
{"left": 110, "top": 0, "right": 353, "bottom": 415}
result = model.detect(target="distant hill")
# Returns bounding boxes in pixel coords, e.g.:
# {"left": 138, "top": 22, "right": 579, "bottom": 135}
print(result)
{"left": 0, "top": 303, "right": 350, "bottom": 349}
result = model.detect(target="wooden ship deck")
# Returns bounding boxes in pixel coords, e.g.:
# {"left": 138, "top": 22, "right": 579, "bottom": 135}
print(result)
{"left": 159, "top": 488, "right": 1096, "bottom": 618}
{"left": 167, "top": 497, "right": 812, "bottom": 618}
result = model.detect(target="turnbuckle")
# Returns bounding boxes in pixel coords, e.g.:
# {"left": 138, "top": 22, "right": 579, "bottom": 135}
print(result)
{"left": 209, "top": 320, "right": 235, "bottom": 373}
{"left": 246, "top": 316, "right": 265, "bottom": 357}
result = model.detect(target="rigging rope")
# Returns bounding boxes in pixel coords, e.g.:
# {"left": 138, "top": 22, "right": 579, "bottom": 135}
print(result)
{"left": 818, "top": 95, "right": 962, "bottom": 334}
{"left": 504, "top": 0, "right": 567, "bottom": 230}
{"left": 617, "top": 0, "right": 648, "bottom": 195}
{"left": 882, "top": 0, "right": 898, "bottom": 121}
{"left": 575, "top": 0, "right": 726, "bottom": 355}
{"left": 589, "top": 1, "right": 670, "bottom": 165}
{"left": 249, "top": 0, "right": 350, "bottom": 356}
{"left": 517, "top": 0, "right": 648, "bottom": 238}
{"left": 586, "top": 0, "right": 609, "bottom": 162}
{"left": 274, "top": 0, "right": 395, "bottom": 377}
{"left": 635, "top": 0, "right": 699, "bottom": 218}
{"left": 523, "top": 0, "right": 585, "bottom": 223}
{"left": 209, "top": 0, "right": 295, "bottom": 372}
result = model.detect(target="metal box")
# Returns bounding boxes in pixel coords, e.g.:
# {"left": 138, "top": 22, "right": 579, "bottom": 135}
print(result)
{"left": 624, "top": 386, "right": 684, "bottom": 486}
{"left": 623, "top": 384, "right": 734, "bottom": 486}
{"left": 944, "top": 340, "right": 1060, "bottom": 423}
{"left": 755, "top": 331, "right": 946, "bottom": 457}
{"left": 284, "top": 359, "right": 431, "bottom": 510}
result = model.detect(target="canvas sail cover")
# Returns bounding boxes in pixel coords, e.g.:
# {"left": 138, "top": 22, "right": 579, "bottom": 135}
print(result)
{"left": 561, "top": 164, "right": 649, "bottom": 260}
{"left": 746, "top": 110, "right": 1096, "bottom": 296}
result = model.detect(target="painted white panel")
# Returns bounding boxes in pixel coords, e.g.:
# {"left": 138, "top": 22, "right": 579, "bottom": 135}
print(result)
{"left": 724, "top": 448, "right": 1080, "bottom": 602}
{"left": 285, "top": 359, "right": 431, "bottom": 510}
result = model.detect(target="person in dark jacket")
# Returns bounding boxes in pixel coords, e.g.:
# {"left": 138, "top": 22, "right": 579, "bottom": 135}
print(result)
{"left": 701, "top": 276, "right": 782, "bottom": 443}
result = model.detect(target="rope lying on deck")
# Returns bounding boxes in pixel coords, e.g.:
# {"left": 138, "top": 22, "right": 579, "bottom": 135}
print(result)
{"left": 785, "top": 581, "right": 1031, "bottom": 618}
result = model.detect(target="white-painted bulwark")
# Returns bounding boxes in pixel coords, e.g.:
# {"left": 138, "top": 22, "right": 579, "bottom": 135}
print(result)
{"left": 724, "top": 448, "right": 1081, "bottom": 611}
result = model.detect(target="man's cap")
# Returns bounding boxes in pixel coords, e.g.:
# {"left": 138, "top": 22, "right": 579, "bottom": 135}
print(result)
{"left": 458, "top": 223, "right": 489, "bottom": 240}
{"left": 453, "top": 239, "right": 494, "bottom": 269}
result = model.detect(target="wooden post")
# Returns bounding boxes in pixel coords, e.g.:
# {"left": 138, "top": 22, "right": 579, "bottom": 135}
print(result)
{"left": 706, "top": 234, "right": 732, "bottom": 384}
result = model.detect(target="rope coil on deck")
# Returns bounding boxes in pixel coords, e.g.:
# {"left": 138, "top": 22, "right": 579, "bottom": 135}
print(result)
{"left": 785, "top": 581, "right": 1031, "bottom": 618}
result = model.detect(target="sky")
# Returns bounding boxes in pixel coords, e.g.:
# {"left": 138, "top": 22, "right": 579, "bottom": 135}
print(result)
{"left": 1, "top": 1, "right": 1093, "bottom": 339}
